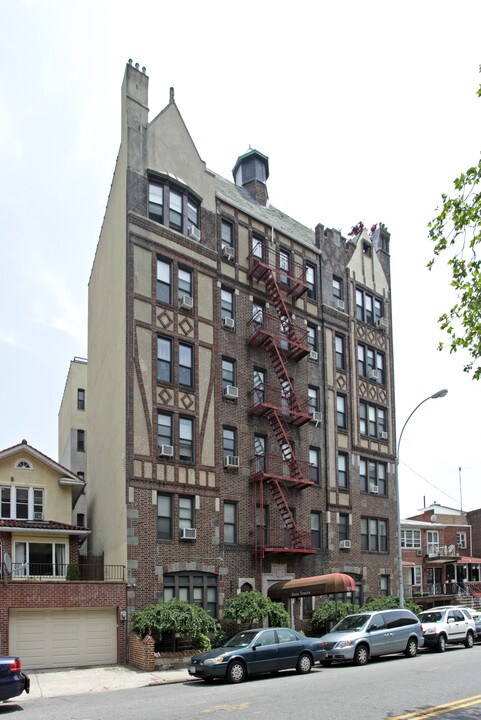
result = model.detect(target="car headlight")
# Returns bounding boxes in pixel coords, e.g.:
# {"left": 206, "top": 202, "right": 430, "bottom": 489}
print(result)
{"left": 423, "top": 628, "right": 436, "bottom": 635}
{"left": 202, "top": 657, "right": 224, "bottom": 665}
{"left": 335, "top": 640, "right": 354, "bottom": 648}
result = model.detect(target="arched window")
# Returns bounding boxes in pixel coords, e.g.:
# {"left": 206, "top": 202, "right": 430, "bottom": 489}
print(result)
{"left": 15, "top": 459, "right": 32, "bottom": 470}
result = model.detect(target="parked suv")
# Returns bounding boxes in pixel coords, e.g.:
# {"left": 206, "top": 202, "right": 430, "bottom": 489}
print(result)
{"left": 318, "top": 609, "right": 424, "bottom": 666}
{"left": 418, "top": 607, "right": 475, "bottom": 652}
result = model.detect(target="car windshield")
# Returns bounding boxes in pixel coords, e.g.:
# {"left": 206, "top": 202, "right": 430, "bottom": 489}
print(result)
{"left": 419, "top": 612, "right": 443, "bottom": 623}
{"left": 224, "top": 630, "right": 259, "bottom": 648}
{"left": 332, "top": 614, "right": 370, "bottom": 632}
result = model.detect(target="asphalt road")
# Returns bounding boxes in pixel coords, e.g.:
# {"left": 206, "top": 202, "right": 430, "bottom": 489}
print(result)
{"left": 4, "top": 646, "right": 481, "bottom": 720}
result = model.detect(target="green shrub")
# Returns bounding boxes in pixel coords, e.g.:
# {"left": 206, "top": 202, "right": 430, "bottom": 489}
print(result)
{"left": 267, "top": 601, "right": 291, "bottom": 628}
{"left": 66, "top": 564, "right": 81, "bottom": 581}
{"left": 211, "top": 627, "right": 229, "bottom": 648}
{"left": 192, "top": 633, "right": 211, "bottom": 651}
{"left": 130, "top": 599, "right": 216, "bottom": 642}
{"left": 311, "top": 600, "right": 356, "bottom": 634}
{"left": 222, "top": 590, "right": 290, "bottom": 628}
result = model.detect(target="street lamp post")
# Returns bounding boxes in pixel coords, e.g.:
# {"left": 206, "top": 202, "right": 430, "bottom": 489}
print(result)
{"left": 395, "top": 389, "right": 448, "bottom": 608}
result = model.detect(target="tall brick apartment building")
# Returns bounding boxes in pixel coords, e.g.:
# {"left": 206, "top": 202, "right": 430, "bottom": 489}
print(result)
{"left": 79, "top": 60, "right": 398, "bottom": 624}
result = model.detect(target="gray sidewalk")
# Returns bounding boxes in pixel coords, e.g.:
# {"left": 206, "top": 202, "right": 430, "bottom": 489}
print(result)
{"left": 22, "top": 665, "right": 193, "bottom": 702}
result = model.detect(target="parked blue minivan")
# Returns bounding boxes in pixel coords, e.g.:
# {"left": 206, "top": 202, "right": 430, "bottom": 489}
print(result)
{"left": 318, "top": 608, "right": 424, "bottom": 666}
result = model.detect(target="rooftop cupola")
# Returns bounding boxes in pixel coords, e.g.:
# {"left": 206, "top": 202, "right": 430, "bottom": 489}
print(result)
{"left": 232, "top": 148, "right": 269, "bottom": 206}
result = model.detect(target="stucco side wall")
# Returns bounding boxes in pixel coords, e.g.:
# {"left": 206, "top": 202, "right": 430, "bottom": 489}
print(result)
{"left": 87, "top": 149, "right": 128, "bottom": 569}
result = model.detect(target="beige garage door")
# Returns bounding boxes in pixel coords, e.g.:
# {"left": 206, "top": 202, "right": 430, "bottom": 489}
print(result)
{"left": 9, "top": 608, "right": 117, "bottom": 670}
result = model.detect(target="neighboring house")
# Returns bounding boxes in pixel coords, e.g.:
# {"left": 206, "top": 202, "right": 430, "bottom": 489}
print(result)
{"left": 402, "top": 502, "right": 481, "bottom": 609}
{"left": 0, "top": 440, "right": 126, "bottom": 670}
{"left": 69, "top": 60, "right": 398, "bottom": 629}
{"left": 58, "top": 356, "right": 88, "bottom": 541}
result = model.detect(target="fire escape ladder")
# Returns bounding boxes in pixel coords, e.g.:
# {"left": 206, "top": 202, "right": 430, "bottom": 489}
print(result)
{"left": 264, "top": 337, "right": 301, "bottom": 413}
{"left": 266, "top": 410, "right": 304, "bottom": 481}
{"left": 267, "top": 479, "right": 304, "bottom": 548}
{"left": 262, "top": 271, "right": 302, "bottom": 342}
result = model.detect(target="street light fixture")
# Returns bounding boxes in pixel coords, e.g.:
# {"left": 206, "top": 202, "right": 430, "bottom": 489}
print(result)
{"left": 395, "top": 389, "right": 448, "bottom": 608}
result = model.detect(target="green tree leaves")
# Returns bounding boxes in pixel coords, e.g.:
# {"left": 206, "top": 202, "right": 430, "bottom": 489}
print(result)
{"left": 428, "top": 71, "right": 481, "bottom": 379}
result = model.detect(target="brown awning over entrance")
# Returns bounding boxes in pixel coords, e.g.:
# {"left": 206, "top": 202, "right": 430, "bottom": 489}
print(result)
{"left": 268, "top": 573, "right": 356, "bottom": 600}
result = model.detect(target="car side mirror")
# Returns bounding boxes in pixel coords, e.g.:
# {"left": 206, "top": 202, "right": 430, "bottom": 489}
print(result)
{"left": 447, "top": 618, "right": 455, "bottom": 624}
{"left": 252, "top": 643, "right": 261, "bottom": 650}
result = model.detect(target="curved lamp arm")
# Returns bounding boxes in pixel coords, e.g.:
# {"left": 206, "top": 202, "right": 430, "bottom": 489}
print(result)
{"left": 396, "top": 389, "right": 448, "bottom": 462}
{"left": 395, "top": 388, "right": 448, "bottom": 608}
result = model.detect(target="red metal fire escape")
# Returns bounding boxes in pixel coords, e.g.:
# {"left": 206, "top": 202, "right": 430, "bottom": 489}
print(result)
{"left": 247, "top": 242, "right": 316, "bottom": 557}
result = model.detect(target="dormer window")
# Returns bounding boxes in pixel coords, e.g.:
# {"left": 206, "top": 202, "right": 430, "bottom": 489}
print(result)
{"left": 148, "top": 179, "right": 200, "bottom": 237}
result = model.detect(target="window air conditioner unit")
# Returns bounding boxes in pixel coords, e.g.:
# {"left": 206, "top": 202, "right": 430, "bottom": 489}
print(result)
{"left": 377, "top": 317, "right": 388, "bottom": 331}
{"left": 158, "top": 444, "right": 174, "bottom": 458}
{"left": 379, "top": 431, "right": 388, "bottom": 441}
{"left": 179, "top": 294, "right": 194, "bottom": 310}
{"left": 223, "top": 385, "right": 239, "bottom": 400}
{"left": 222, "top": 317, "right": 235, "bottom": 329}
{"left": 180, "top": 527, "right": 197, "bottom": 541}
{"left": 188, "top": 226, "right": 201, "bottom": 241}
{"left": 339, "top": 540, "right": 351, "bottom": 549}
{"left": 309, "top": 350, "right": 318, "bottom": 361}
{"left": 335, "top": 299, "right": 345, "bottom": 311}
{"left": 222, "top": 245, "right": 235, "bottom": 261}
{"left": 311, "top": 411, "right": 323, "bottom": 426}
{"left": 370, "top": 484, "right": 379, "bottom": 494}
{"left": 33, "top": 512, "right": 44, "bottom": 521}
{"left": 224, "top": 455, "right": 240, "bottom": 469}
{"left": 416, "top": 549, "right": 422, "bottom": 557}
{"left": 368, "top": 369, "right": 380, "bottom": 381}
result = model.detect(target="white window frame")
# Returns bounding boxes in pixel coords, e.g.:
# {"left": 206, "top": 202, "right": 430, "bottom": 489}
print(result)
{"left": 13, "top": 540, "right": 66, "bottom": 578}
{"left": 0, "top": 486, "right": 44, "bottom": 520}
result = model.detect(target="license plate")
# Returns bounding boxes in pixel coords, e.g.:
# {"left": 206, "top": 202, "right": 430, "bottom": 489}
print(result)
{"left": 189, "top": 666, "right": 197, "bottom": 673}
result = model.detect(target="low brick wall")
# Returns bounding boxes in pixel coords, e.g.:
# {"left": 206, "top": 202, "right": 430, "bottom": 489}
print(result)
{"left": 129, "top": 633, "right": 156, "bottom": 671}
{"left": 128, "top": 633, "right": 198, "bottom": 671}
{"left": 155, "top": 649, "right": 194, "bottom": 670}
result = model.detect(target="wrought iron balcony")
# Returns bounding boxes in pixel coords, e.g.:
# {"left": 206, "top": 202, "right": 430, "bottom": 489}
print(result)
{"left": 10, "top": 563, "right": 125, "bottom": 581}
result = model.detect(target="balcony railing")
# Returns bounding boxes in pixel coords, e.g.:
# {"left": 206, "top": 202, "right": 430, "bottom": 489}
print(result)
{"left": 404, "top": 583, "right": 459, "bottom": 598}
{"left": 11, "top": 563, "right": 125, "bottom": 581}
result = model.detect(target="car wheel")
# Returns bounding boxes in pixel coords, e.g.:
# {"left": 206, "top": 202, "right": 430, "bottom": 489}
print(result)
{"left": 227, "top": 660, "right": 246, "bottom": 684}
{"left": 464, "top": 631, "right": 474, "bottom": 649}
{"left": 321, "top": 660, "right": 333, "bottom": 667}
{"left": 296, "top": 652, "right": 313, "bottom": 674}
{"left": 353, "top": 644, "right": 369, "bottom": 666}
{"left": 404, "top": 638, "right": 418, "bottom": 658}
{"left": 436, "top": 635, "right": 447, "bottom": 653}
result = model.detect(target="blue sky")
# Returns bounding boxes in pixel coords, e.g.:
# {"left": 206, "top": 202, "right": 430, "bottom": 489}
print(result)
{"left": 1, "top": 0, "right": 480, "bottom": 517}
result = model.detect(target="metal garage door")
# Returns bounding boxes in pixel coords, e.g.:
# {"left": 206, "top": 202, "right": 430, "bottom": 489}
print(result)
{"left": 9, "top": 608, "right": 117, "bottom": 670}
